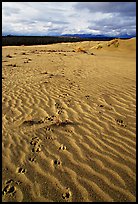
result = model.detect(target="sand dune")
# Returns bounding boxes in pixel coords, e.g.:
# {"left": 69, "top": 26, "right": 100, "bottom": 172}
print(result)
{"left": 2, "top": 38, "right": 136, "bottom": 202}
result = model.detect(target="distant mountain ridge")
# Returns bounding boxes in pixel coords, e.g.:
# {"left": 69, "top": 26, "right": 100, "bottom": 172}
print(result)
{"left": 61, "top": 33, "right": 136, "bottom": 39}
{"left": 3, "top": 33, "right": 136, "bottom": 39}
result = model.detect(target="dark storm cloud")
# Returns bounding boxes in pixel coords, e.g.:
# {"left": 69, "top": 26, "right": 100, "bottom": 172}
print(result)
{"left": 74, "top": 2, "right": 136, "bottom": 36}
{"left": 75, "top": 2, "right": 136, "bottom": 16}
{"left": 89, "top": 15, "right": 136, "bottom": 30}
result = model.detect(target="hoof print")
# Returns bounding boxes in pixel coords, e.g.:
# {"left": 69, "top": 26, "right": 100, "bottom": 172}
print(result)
{"left": 46, "top": 127, "right": 52, "bottom": 131}
{"left": 36, "top": 147, "right": 41, "bottom": 152}
{"left": 85, "top": 95, "right": 90, "bottom": 99}
{"left": 59, "top": 144, "right": 66, "bottom": 150}
{"left": 2, "top": 185, "right": 16, "bottom": 195}
{"left": 99, "top": 104, "right": 104, "bottom": 107}
{"left": 58, "top": 110, "right": 63, "bottom": 114}
{"left": 54, "top": 159, "right": 61, "bottom": 166}
{"left": 17, "top": 167, "right": 27, "bottom": 174}
{"left": 45, "top": 136, "right": 55, "bottom": 140}
{"left": 30, "top": 137, "right": 42, "bottom": 152}
{"left": 29, "top": 157, "right": 36, "bottom": 162}
{"left": 115, "top": 119, "right": 126, "bottom": 127}
{"left": 30, "top": 137, "right": 41, "bottom": 146}
{"left": 5, "top": 179, "right": 14, "bottom": 185}
{"left": 62, "top": 188, "right": 72, "bottom": 200}
{"left": 32, "top": 146, "right": 41, "bottom": 153}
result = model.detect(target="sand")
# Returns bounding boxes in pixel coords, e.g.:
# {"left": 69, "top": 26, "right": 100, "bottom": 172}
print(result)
{"left": 2, "top": 38, "right": 136, "bottom": 202}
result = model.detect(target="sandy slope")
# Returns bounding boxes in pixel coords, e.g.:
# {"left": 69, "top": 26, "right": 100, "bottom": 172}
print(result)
{"left": 2, "top": 38, "right": 136, "bottom": 202}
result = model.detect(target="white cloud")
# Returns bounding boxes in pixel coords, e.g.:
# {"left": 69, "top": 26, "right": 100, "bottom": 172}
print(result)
{"left": 2, "top": 2, "right": 136, "bottom": 36}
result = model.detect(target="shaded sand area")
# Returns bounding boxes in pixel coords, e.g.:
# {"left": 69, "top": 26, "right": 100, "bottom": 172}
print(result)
{"left": 2, "top": 38, "right": 136, "bottom": 202}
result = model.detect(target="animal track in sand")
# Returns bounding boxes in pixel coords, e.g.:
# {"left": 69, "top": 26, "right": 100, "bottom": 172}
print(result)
{"left": 115, "top": 119, "right": 127, "bottom": 127}
{"left": 59, "top": 144, "right": 66, "bottom": 150}
{"left": 49, "top": 74, "right": 54, "bottom": 78}
{"left": 2, "top": 179, "right": 23, "bottom": 201}
{"left": 17, "top": 167, "right": 27, "bottom": 174}
{"left": 85, "top": 95, "right": 90, "bottom": 99}
{"left": 57, "top": 110, "right": 63, "bottom": 115}
{"left": 55, "top": 102, "right": 63, "bottom": 110}
{"left": 30, "top": 136, "right": 42, "bottom": 153}
{"left": 65, "top": 129, "right": 73, "bottom": 133}
{"left": 99, "top": 104, "right": 104, "bottom": 107}
{"left": 28, "top": 157, "right": 36, "bottom": 162}
{"left": 5, "top": 179, "right": 14, "bottom": 184}
{"left": 97, "top": 103, "right": 113, "bottom": 114}
{"left": 45, "top": 127, "right": 53, "bottom": 132}
{"left": 30, "top": 136, "right": 41, "bottom": 146}
{"left": 45, "top": 136, "right": 56, "bottom": 140}
{"left": 62, "top": 188, "right": 72, "bottom": 200}
{"left": 2, "top": 184, "right": 16, "bottom": 196}
{"left": 53, "top": 159, "right": 61, "bottom": 166}
{"left": 45, "top": 115, "right": 55, "bottom": 122}
{"left": 5, "top": 179, "right": 22, "bottom": 186}
{"left": 32, "top": 146, "right": 42, "bottom": 153}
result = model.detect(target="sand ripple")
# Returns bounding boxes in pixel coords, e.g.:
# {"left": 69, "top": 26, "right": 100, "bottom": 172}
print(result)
{"left": 2, "top": 40, "right": 136, "bottom": 202}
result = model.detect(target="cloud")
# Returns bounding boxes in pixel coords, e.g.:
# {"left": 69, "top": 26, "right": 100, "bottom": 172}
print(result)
{"left": 74, "top": 2, "right": 136, "bottom": 16}
{"left": 2, "top": 2, "right": 136, "bottom": 36}
{"left": 2, "top": 2, "right": 73, "bottom": 35}
{"left": 74, "top": 2, "right": 136, "bottom": 36}
{"left": 87, "top": 13, "right": 136, "bottom": 36}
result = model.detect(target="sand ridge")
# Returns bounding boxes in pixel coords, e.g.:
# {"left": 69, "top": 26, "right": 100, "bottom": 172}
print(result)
{"left": 2, "top": 38, "right": 136, "bottom": 202}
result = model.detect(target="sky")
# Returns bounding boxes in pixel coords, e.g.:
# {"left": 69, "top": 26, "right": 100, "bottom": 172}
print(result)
{"left": 2, "top": 2, "right": 136, "bottom": 36}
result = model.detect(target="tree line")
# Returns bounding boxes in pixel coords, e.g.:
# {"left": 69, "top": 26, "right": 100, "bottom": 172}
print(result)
{"left": 2, "top": 35, "right": 114, "bottom": 46}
